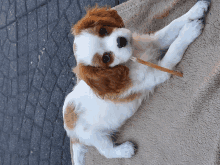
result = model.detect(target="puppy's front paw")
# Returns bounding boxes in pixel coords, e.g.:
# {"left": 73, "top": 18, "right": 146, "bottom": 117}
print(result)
{"left": 179, "top": 19, "right": 204, "bottom": 44}
{"left": 186, "top": 1, "right": 210, "bottom": 20}
{"left": 115, "top": 141, "right": 135, "bottom": 158}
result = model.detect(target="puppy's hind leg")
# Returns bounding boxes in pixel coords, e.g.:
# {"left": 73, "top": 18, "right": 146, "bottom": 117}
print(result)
{"left": 154, "top": 0, "right": 210, "bottom": 49}
{"left": 70, "top": 139, "right": 87, "bottom": 165}
{"left": 90, "top": 133, "right": 135, "bottom": 159}
{"left": 160, "top": 19, "right": 204, "bottom": 70}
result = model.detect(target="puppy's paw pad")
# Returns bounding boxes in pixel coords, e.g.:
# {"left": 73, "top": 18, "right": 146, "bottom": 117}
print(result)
{"left": 115, "top": 141, "right": 135, "bottom": 158}
{"left": 187, "top": 1, "right": 210, "bottom": 20}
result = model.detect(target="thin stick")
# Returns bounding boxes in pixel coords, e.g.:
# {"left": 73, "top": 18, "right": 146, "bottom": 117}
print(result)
{"left": 131, "top": 57, "right": 183, "bottom": 77}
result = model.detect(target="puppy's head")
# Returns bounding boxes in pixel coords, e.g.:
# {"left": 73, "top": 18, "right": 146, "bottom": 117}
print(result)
{"left": 72, "top": 5, "right": 133, "bottom": 98}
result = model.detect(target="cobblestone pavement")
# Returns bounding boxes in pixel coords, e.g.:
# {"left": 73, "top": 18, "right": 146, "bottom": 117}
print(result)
{"left": 0, "top": 0, "right": 127, "bottom": 164}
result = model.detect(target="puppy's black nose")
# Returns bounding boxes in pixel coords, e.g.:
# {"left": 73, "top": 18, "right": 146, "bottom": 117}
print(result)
{"left": 117, "top": 37, "right": 127, "bottom": 48}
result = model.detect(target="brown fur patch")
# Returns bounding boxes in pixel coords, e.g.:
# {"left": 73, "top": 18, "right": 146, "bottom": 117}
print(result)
{"left": 64, "top": 104, "right": 78, "bottom": 130}
{"left": 92, "top": 52, "right": 114, "bottom": 67}
{"left": 106, "top": 92, "right": 142, "bottom": 103}
{"left": 74, "top": 63, "right": 132, "bottom": 99}
{"left": 73, "top": 43, "right": 77, "bottom": 52}
{"left": 72, "top": 5, "right": 124, "bottom": 36}
{"left": 71, "top": 138, "right": 80, "bottom": 144}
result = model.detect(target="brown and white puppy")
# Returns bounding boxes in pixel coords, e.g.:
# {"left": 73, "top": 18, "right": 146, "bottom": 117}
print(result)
{"left": 63, "top": 1, "right": 210, "bottom": 165}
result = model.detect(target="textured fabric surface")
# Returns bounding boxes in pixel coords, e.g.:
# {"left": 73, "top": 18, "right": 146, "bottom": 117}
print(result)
{"left": 85, "top": 0, "right": 220, "bottom": 164}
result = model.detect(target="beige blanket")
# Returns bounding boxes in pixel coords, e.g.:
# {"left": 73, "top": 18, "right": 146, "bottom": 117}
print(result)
{"left": 85, "top": 0, "right": 220, "bottom": 164}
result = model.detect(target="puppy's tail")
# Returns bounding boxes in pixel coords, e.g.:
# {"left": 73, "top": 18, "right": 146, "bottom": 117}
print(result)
{"left": 70, "top": 138, "right": 87, "bottom": 165}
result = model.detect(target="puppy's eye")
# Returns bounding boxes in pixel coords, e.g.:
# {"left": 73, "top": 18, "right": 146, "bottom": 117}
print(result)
{"left": 99, "top": 28, "right": 108, "bottom": 36}
{"left": 102, "top": 53, "right": 111, "bottom": 63}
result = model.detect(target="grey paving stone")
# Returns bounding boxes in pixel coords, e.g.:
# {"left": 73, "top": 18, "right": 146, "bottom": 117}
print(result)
{"left": 18, "top": 35, "right": 28, "bottom": 56}
{"left": 18, "top": 92, "right": 28, "bottom": 112}
{"left": 8, "top": 42, "right": 17, "bottom": 60}
{"left": 26, "top": 0, "right": 37, "bottom": 11}
{"left": 19, "top": 157, "right": 28, "bottom": 165}
{"left": 52, "top": 119, "right": 65, "bottom": 147}
{"left": 11, "top": 79, "right": 18, "bottom": 96}
{"left": 11, "top": 153, "right": 20, "bottom": 165}
{"left": 39, "top": 160, "right": 49, "bottom": 165}
{"left": 32, "top": 68, "right": 44, "bottom": 90}
{"left": 1, "top": 57, "right": 9, "bottom": 77}
{"left": 0, "top": 28, "right": 7, "bottom": 47}
{"left": 91, "top": 0, "right": 115, "bottom": 7}
{"left": 42, "top": 120, "right": 53, "bottom": 138}
{"left": 48, "top": 21, "right": 57, "bottom": 37}
{"left": 30, "top": 125, "right": 42, "bottom": 152}
{"left": 38, "top": 26, "right": 48, "bottom": 49}
{"left": 45, "top": 37, "right": 58, "bottom": 58}
{"left": 51, "top": 16, "right": 70, "bottom": 45}
{"left": 37, "top": 0, "right": 47, "bottom": 6}
{"left": 3, "top": 39, "right": 10, "bottom": 57}
{"left": 50, "top": 85, "right": 63, "bottom": 108}
{"left": 20, "top": 116, "right": 33, "bottom": 140}
{"left": 2, "top": 77, "right": 11, "bottom": 96}
{"left": 1, "top": 132, "right": 9, "bottom": 150}
{"left": 0, "top": 112, "right": 3, "bottom": 130}
{"left": 40, "top": 136, "right": 51, "bottom": 160}
{"left": 29, "top": 152, "right": 39, "bottom": 165}
{"left": 57, "top": 65, "right": 73, "bottom": 92}
{"left": 78, "top": 0, "right": 91, "bottom": 16}
{"left": 18, "top": 15, "right": 28, "bottom": 39}
{"left": 7, "top": 1, "right": 16, "bottom": 24}
{"left": 17, "top": 138, "right": 30, "bottom": 156}
{"left": 46, "top": 103, "right": 59, "bottom": 123}
{"left": 7, "top": 23, "right": 17, "bottom": 42}
{"left": 37, "top": 4, "right": 47, "bottom": 29}
{"left": 28, "top": 31, "right": 38, "bottom": 51}
{"left": 59, "top": 0, "right": 70, "bottom": 17}
{"left": 25, "top": 101, "right": 35, "bottom": 119}
{"left": 56, "top": 38, "right": 72, "bottom": 66}
{"left": 12, "top": 115, "right": 23, "bottom": 135}
{"left": 3, "top": 151, "right": 10, "bottom": 165}
{"left": 0, "top": 12, "right": 6, "bottom": 28}
{"left": 34, "top": 104, "right": 46, "bottom": 127}
{"left": 119, "top": 0, "right": 128, "bottom": 4}
{"left": 48, "top": 0, "right": 58, "bottom": 23}
{"left": 0, "top": 150, "right": 4, "bottom": 164}
{"left": 18, "top": 53, "right": 28, "bottom": 74}
{"left": 7, "top": 97, "right": 18, "bottom": 115}
{"left": 18, "top": 73, "right": 29, "bottom": 93}
{"left": 38, "top": 51, "right": 50, "bottom": 75}
{"left": 9, "top": 134, "right": 18, "bottom": 152}
{"left": 0, "top": 72, "right": 4, "bottom": 87}
{"left": 28, "top": 10, "right": 38, "bottom": 33}
{"left": 16, "top": 0, "right": 26, "bottom": 17}
{"left": 38, "top": 87, "right": 50, "bottom": 109}
{"left": 66, "top": 0, "right": 81, "bottom": 25}
{"left": 9, "top": 60, "right": 17, "bottom": 78}
{"left": 28, "top": 87, "right": 40, "bottom": 106}
{"left": 50, "top": 146, "right": 62, "bottom": 165}
{"left": 3, "top": 115, "right": 13, "bottom": 133}
{"left": 0, "top": 92, "right": 6, "bottom": 112}
{"left": 29, "top": 50, "right": 39, "bottom": 70}
{"left": 42, "top": 68, "right": 57, "bottom": 92}
{"left": 51, "top": 55, "right": 62, "bottom": 77}
{"left": 1, "top": 0, "right": 10, "bottom": 12}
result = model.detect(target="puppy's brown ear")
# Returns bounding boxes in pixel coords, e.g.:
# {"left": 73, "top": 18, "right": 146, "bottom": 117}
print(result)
{"left": 75, "top": 63, "right": 131, "bottom": 98}
{"left": 71, "top": 4, "right": 124, "bottom": 36}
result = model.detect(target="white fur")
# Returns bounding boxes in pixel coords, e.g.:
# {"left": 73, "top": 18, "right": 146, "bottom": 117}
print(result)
{"left": 63, "top": 1, "right": 210, "bottom": 165}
